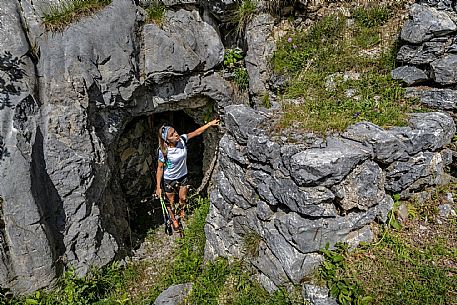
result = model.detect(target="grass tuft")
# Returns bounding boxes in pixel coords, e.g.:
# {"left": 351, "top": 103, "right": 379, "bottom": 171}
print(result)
{"left": 144, "top": 0, "right": 166, "bottom": 25}
{"left": 232, "top": 0, "right": 257, "bottom": 36}
{"left": 42, "top": 0, "right": 112, "bottom": 31}
{"left": 271, "top": 5, "right": 421, "bottom": 133}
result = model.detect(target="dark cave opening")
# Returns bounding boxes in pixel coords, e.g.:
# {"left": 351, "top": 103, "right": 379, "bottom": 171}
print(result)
{"left": 116, "top": 110, "right": 205, "bottom": 247}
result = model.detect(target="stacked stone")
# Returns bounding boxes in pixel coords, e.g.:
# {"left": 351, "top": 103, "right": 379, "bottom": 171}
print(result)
{"left": 205, "top": 104, "right": 455, "bottom": 291}
{"left": 393, "top": 0, "right": 457, "bottom": 113}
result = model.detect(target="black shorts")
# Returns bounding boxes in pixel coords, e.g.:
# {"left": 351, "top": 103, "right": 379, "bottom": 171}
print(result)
{"left": 163, "top": 175, "right": 189, "bottom": 193}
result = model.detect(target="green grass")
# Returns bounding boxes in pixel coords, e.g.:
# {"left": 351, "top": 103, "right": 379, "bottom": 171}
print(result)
{"left": 232, "top": 0, "right": 257, "bottom": 35}
{"left": 318, "top": 183, "right": 457, "bottom": 305}
{"left": 8, "top": 262, "right": 143, "bottom": 305}
{"left": 271, "top": 5, "right": 420, "bottom": 133}
{"left": 144, "top": 0, "right": 166, "bottom": 25}
{"left": 42, "top": 0, "right": 112, "bottom": 31}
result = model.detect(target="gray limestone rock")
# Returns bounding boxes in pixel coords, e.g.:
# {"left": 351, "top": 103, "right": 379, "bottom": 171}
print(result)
{"left": 263, "top": 225, "right": 323, "bottom": 283}
{"left": 343, "top": 122, "right": 407, "bottom": 163}
{"left": 405, "top": 112, "right": 456, "bottom": 152}
{"left": 418, "top": 0, "right": 454, "bottom": 9}
{"left": 219, "top": 134, "right": 249, "bottom": 165}
{"left": 344, "top": 225, "right": 374, "bottom": 249}
{"left": 405, "top": 87, "right": 457, "bottom": 110}
{"left": 219, "top": 155, "right": 257, "bottom": 205}
{"left": 396, "top": 40, "right": 447, "bottom": 64}
{"left": 256, "top": 200, "right": 275, "bottom": 221}
{"left": 153, "top": 283, "right": 193, "bottom": 305}
{"left": 224, "top": 105, "right": 267, "bottom": 144}
{"left": 269, "top": 177, "right": 337, "bottom": 217}
{"left": 385, "top": 151, "right": 445, "bottom": 194}
{"left": 245, "top": 13, "right": 276, "bottom": 103}
{"left": 391, "top": 66, "right": 429, "bottom": 85}
{"left": 302, "top": 284, "right": 338, "bottom": 305}
{"left": 199, "top": 0, "right": 237, "bottom": 18}
{"left": 438, "top": 203, "right": 456, "bottom": 217}
{"left": 162, "top": 0, "right": 197, "bottom": 6}
{"left": 247, "top": 135, "right": 282, "bottom": 169}
{"left": 431, "top": 54, "right": 457, "bottom": 84}
{"left": 0, "top": 0, "right": 56, "bottom": 294}
{"left": 401, "top": 4, "right": 457, "bottom": 44}
{"left": 275, "top": 197, "right": 393, "bottom": 254}
{"left": 333, "top": 161, "right": 387, "bottom": 211}
{"left": 204, "top": 204, "right": 244, "bottom": 260}
{"left": 251, "top": 241, "right": 290, "bottom": 287}
{"left": 287, "top": 138, "right": 371, "bottom": 186}
{"left": 213, "top": 170, "right": 250, "bottom": 211}
{"left": 245, "top": 169, "right": 277, "bottom": 205}
{"left": 144, "top": 9, "right": 223, "bottom": 83}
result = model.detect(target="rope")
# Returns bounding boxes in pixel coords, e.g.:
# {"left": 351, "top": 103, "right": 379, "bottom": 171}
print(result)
{"left": 189, "top": 144, "right": 219, "bottom": 199}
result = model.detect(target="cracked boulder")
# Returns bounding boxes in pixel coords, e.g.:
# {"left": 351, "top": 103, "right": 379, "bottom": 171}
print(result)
{"left": 400, "top": 4, "right": 457, "bottom": 44}
{"left": 144, "top": 9, "right": 224, "bottom": 83}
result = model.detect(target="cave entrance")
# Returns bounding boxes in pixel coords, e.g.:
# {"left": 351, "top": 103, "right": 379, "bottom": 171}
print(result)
{"left": 116, "top": 110, "right": 206, "bottom": 246}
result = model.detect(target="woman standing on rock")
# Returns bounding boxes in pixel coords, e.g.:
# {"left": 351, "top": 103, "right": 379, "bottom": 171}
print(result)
{"left": 156, "top": 119, "right": 219, "bottom": 230}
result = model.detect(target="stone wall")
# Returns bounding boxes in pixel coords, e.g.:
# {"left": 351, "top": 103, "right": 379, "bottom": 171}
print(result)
{"left": 204, "top": 104, "right": 455, "bottom": 290}
{"left": 393, "top": 0, "right": 457, "bottom": 119}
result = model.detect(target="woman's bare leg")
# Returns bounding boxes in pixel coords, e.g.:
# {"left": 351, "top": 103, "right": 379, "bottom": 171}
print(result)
{"left": 165, "top": 192, "right": 179, "bottom": 229}
{"left": 178, "top": 185, "right": 188, "bottom": 219}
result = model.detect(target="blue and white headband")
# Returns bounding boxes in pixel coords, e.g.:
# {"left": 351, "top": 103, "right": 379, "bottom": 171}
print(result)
{"left": 161, "top": 126, "right": 171, "bottom": 142}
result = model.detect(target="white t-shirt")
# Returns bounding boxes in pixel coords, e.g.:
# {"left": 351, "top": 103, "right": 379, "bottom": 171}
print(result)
{"left": 158, "top": 134, "right": 188, "bottom": 180}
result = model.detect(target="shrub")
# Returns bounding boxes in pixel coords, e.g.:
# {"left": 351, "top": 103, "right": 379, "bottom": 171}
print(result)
{"left": 42, "top": 0, "right": 112, "bottom": 31}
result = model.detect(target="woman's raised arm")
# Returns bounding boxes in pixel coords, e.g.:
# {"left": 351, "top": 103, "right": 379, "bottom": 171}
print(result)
{"left": 187, "top": 119, "right": 220, "bottom": 140}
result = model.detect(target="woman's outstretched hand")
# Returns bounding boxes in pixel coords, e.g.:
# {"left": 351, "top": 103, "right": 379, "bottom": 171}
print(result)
{"left": 207, "top": 119, "right": 220, "bottom": 127}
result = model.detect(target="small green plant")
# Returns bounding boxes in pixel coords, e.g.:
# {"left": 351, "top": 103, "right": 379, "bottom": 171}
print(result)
{"left": 224, "top": 48, "right": 244, "bottom": 70}
{"left": 42, "top": 0, "right": 112, "bottom": 31}
{"left": 234, "top": 67, "right": 250, "bottom": 91}
{"left": 388, "top": 194, "right": 402, "bottom": 230}
{"left": 144, "top": 0, "right": 166, "bottom": 25}
{"left": 243, "top": 231, "right": 262, "bottom": 257}
{"left": 319, "top": 243, "right": 372, "bottom": 305}
{"left": 262, "top": 92, "right": 271, "bottom": 109}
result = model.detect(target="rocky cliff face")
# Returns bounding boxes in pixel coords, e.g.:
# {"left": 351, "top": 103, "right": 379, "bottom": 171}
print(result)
{"left": 0, "top": 0, "right": 231, "bottom": 293}
{"left": 205, "top": 105, "right": 455, "bottom": 290}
